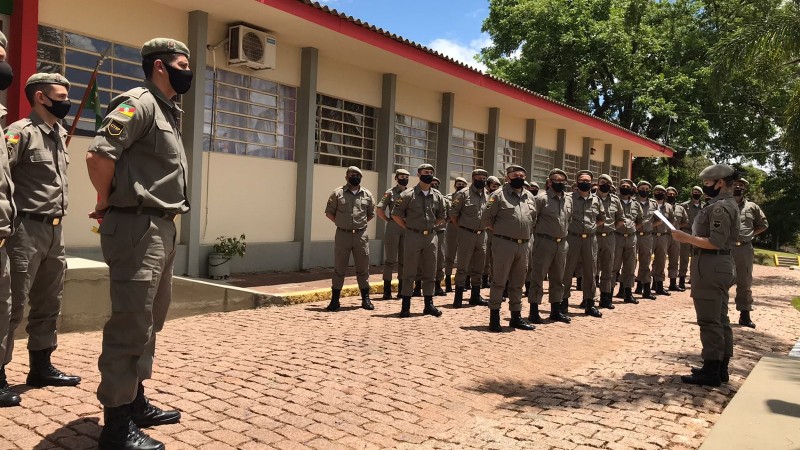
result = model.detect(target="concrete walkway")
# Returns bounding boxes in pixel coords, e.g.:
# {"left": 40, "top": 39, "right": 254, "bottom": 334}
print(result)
{"left": 0, "top": 265, "right": 798, "bottom": 450}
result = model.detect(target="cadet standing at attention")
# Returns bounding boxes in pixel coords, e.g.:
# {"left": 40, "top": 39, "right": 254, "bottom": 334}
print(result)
{"left": 635, "top": 181, "right": 658, "bottom": 300}
{"left": 671, "top": 164, "right": 740, "bottom": 387}
{"left": 430, "top": 177, "right": 447, "bottom": 296}
{"left": 392, "top": 164, "right": 447, "bottom": 318}
{"left": 666, "top": 187, "right": 688, "bottom": 291}
{"left": 482, "top": 176, "right": 501, "bottom": 289}
{"left": 650, "top": 185, "right": 674, "bottom": 296}
{"left": 613, "top": 179, "right": 643, "bottom": 304}
{"left": 86, "top": 38, "right": 189, "bottom": 450}
{"left": 0, "top": 31, "right": 23, "bottom": 408}
{"left": 523, "top": 181, "right": 540, "bottom": 296}
{"left": 450, "top": 169, "right": 489, "bottom": 308}
{"left": 595, "top": 174, "right": 624, "bottom": 309}
{"left": 481, "top": 165, "right": 536, "bottom": 332}
{"left": 3, "top": 74, "right": 81, "bottom": 397}
{"left": 731, "top": 178, "right": 768, "bottom": 328}
{"left": 527, "top": 169, "right": 573, "bottom": 324}
{"left": 324, "top": 166, "right": 375, "bottom": 312}
{"left": 443, "top": 177, "right": 468, "bottom": 292}
{"left": 678, "top": 186, "right": 704, "bottom": 290}
{"left": 376, "top": 169, "right": 409, "bottom": 299}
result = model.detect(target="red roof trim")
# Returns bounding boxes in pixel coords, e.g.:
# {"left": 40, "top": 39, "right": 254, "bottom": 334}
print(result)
{"left": 255, "top": 0, "right": 673, "bottom": 157}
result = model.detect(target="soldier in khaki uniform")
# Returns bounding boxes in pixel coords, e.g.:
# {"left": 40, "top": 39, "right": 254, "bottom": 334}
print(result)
{"left": 523, "top": 181, "right": 540, "bottom": 296}
{"left": 444, "top": 177, "right": 468, "bottom": 292}
{"left": 392, "top": 164, "right": 447, "bottom": 317}
{"left": 595, "top": 174, "right": 624, "bottom": 309}
{"left": 650, "top": 185, "right": 674, "bottom": 296}
{"left": 2, "top": 74, "right": 81, "bottom": 398}
{"left": 324, "top": 166, "right": 375, "bottom": 311}
{"left": 528, "top": 169, "right": 573, "bottom": 324}
{"left": 562, "top": 170, "right": 606, "bottom": 317}
{"left": 666, "top": 187, "right": 689, "bottom": 291}
{"left": 450, "top": 169, "right": 489, "bottom": 308}
{"left": 0, "top": 31, "right": 22, "bottom": 409}
{"left": 731, "top": 178, "right": 768, "bottom": 328}
{"left": 678, "top": 186, "right": 704, "bottom": 290}
{"left": 87, "top": 38, "right": 190, "bottom": 450}
{"left": 481, "top": 165, "right": 536, "bottom": 332}
{"left": 613, "top": 179, "right": 643, "bottom": 304}
{"left": 634, "top": 181, "right": 659, "bottom": 300}
{"left": 431, "top": 177, "right": 447, "bottom": 296}
{"left": 672, "top": 164, "right": 740, "bottom": 387}
{"left": 482, "top": 176, "right": 501, "bottom": 288}
{"left": 376, "top": 169, "right": 409, "bottom": 299}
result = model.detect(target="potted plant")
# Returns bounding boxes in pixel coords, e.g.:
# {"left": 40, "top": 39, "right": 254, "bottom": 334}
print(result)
{"left": 208, "top": 234, "right": 247, "bottom": 279}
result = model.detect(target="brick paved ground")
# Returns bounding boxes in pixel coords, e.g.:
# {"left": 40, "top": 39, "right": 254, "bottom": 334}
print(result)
{"left": 1, "top": 264, "right": 799, "bottom": 450}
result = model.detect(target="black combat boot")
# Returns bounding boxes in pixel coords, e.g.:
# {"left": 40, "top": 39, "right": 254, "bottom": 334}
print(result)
{"left": 326, "top": 289, "right": 341, "bottom": 311}
{"left": 549, "top": 302, "right": 571, "bottom": 323}
{"left": 26, "top": 348, "right": 80, "bottom": 387}
{"left": 614, "top": 282, "right": 624, "bottom": 299}
{"left": 739, "top": 311, "right": 756, "bottom": 328}
{"left": 578, "top": 298, "right": 587, "bottom": 308}
{"left": 412, "top": 280, "right": 422, "bottom": 297}
{"left": 559, "top": 297, "right": 569, "bottom": 314}
{"left": 510, "top": 311, "right": 534, "bottom": 330}
{"left": 0, "top": 365, "right": 21, "bottom": 407}
{"left": 360, "top": 289, "right": 374, "bottom": 310}
{"left": 445, "top": 277, "right": 452, "bottom": 293}
{"left": 641, "top": 283, "right": 657, "bottom": 300}
{"left": 434, "top": 280, "right": 446, "bottom": 296}
{"left": 528, "top": 304, "right": 543, "bottom": 324}
{"left": 452, "top": 287, "right": 464, "bottom": 308}
{"left": 681, "top": 360, "right": 722, "bottom": 387}
{"left": 99, "top": 403, "right": 165, "bottom": 450}
{"left": 399, "top": 296, "right": 411, "bottom": 317}
{"left": 678, "top": 276, "right": 687, "bottom": 291}
{"left": 575, "top": 277, "right": 582, "bottom": 290}
{"left": 382, "top": 280, "right": 392, "bottom": 300}
{"left": 599, "top": 292, "right": 615, "bottom": 309}
{"left": 489, "top": 309, "right": 502, "bottom": 332}
{"left": 396, "top": 281, "right": 403, "bottom": 299}
{"left": 623, "top": 288, "right": 639, "bottom": 304}
{"left": 422, "top": 296, "right": 442, "bottom": 317}
{"left": 654, "top": 281, "right": 671, "bottom": 296}
{"left": 634, "top": 281, "right": 643, "bottom": 295}
{"left": 482, "top": 274, "right": 491, "bottom": 289}
{"left": 669, "top": 278, "right": 682, "bottom": 292}
{"left": 464, "top": 278, "right": 472, "bottom": 290}
{"left": 692, "top": 356, "right": 730, "bottom": 383}
{"left": 131, "top": 383, "right": 181, "bottom": 428}
{"left": 469, "top": 287, "right": 488, "bottom": 306}
{"left": 584, "top": 298, "right": 602, "bottom": 318}
{"left": 524, "top": 281, "right": 530, "bottom": 297}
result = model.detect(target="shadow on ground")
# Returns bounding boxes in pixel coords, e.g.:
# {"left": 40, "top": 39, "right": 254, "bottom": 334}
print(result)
{"left": 34, "top": 417, "right": 101, "bottom": 450}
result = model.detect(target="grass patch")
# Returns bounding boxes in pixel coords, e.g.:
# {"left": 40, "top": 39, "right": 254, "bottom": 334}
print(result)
{"left": 755, "top": 248, "right": 799, "bottom": 266}
{"left": 792, "top": 297, "right": 800, "bottom": 313}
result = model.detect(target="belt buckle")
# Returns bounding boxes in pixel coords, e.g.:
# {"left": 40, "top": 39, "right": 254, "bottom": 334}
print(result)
{"left": 477, "top": 230, "right": 482, "bottom": 235}
{"left": 423, "top": 230, "right": 429, "bottom": 235}
{"left": 517, "top": 239, "right": 523, "bottom": 244}
{"left": 601, "top": 232, "right": 607, "bottom": 237}
{"left": 639, "top": 232, "right": 645, "bottom": 236}
{"left": 736, "top": 242, "right": 742, "bottom": 246}
{"left": 555, "top": 238, "right": 562, "bottom": 243}
{"left": 352, "top": 229, "right": 357, "bottom": 234}
{"left": 52, "top": 217, "right": 61, "bottom": 226}
{"left": 581, "top": 233, "right": 588, "bottom": 239}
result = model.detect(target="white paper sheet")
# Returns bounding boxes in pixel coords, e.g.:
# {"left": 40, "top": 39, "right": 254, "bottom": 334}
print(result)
{"left": 653, "top": 209, "right": 676, "bottom": 231}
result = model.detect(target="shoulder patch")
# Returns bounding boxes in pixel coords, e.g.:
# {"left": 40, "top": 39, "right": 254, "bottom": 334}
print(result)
{"left": 116, "top": 103, "right": 137, "bottom": 118}
{"left": 713, "top": 219, "right": 721, "bottom": 228}
{"left": 486, "top": 195, "right": 496, "bottom": 209}
{"left": 107, "top": 119, "right": 124, "bottom": 137}
{"left": 4, "top": 130, "right": 19, "bottom": 145}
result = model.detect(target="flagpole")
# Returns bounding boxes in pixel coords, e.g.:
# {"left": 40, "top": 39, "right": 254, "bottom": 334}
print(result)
{"left": 66, "top": 46, "right": 111, "bottom": 147}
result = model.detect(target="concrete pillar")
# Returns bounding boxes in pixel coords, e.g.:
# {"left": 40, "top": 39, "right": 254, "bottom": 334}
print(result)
{"left": 623, "top": 150, "right": 632, "bottom": 180}
{"left": 555, "top": 129, "right": 566, "bottom": 169}
{"left": 375, "top": 73, "right": 397, "bottom": 240}
{"left": 436, "top": 93, "right": 455, "bottom": 183}
{"left": 180, "top": 10, "right": 208, "bottom": 277}
{"left": 582, "top": 137, "right": 594, "bottom": 170}
{"left": 485, "top": 107, "right": 500, "bottom": 175}
{"left": 602, "top": 144, "right": 612, "bottom": 176}
{"left": 295, "top": 47, "right": 319, "bottom": 269}
{"left": 523, "top": 119, "right": 536, "bottom": 175}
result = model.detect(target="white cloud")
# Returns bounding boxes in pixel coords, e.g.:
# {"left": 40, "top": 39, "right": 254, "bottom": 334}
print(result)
{"left": 427, "top": 35, "right": 492, "bottom": 72}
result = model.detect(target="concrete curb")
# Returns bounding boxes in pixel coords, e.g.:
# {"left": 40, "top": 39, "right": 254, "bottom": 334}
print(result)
{"left": 276, "top": 280, "right": 399, "bottom": 306}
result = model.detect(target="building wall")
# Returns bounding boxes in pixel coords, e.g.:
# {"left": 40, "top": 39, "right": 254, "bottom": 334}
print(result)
{"left": 317, "top": 55, "right": 382, "bottom": 108}
{"left": 453, "top": 98, "right": 489, "bottom": 134}
{"left": 395, "top": 80, "right": 441, "bottom": 123}
{"left": 565, "top": 133, "right": 584, "bottom": 156}
{"left": 310, "top": 165, "right": 379, "bottom": 242}
{"left": 536, "top": 123, "right": 558, "bottom": 150}
{"left": 498, "top": 114, "right": 527, "bottom": 143}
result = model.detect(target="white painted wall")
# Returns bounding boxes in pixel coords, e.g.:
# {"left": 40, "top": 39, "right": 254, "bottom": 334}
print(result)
{"left": 535, "top": 123, "right": 558, "bottom": 150}
{"left": 498, "top": 114, "right": 527, "bottom": 143}
{"left": 396, "top": 80, "right": 441, "bottom": 124}
{"left": 317, "top": 55, "right": 382, "bottom": 108}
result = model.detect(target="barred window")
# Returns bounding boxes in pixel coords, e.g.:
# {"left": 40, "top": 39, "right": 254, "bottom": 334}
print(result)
{"left": 564, "top": 154, "right": 582, "bottom": 181}
{"left": 532, "top": 146, "right": 556, "bottom": 184}
{"left": 610, "top": 165, "right": 623, "bottom": 186}
{"left": 496, "top": 138, "right": 523, "bottom": 177}
{"left": 394, "top": 114, "right": 437, "bottom": 174}
{"left": 450, "top": 127, "right": 485, "bottom": 182}
{"left": 589, "top": 159, "right": 603, "bottom": 179}
{"left": 203, "top": 68, "right": 296, "bottom": 160}
{"left": 315, "top": 94, "right": 376, "bottom": 170}
{"left": 36, "top": 25, "right": 142, "bottom": 135}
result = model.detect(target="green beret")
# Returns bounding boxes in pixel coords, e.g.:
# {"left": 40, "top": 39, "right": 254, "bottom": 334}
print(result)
{"left": 471, "top": 168, "right": 489, "bottom": 177}
{"left": 653, "top": 185, "right": 666, "bottom": 192}
{"left": 487, "top": 176, "right": 501, "bottom": 185}
{"left": 691, "top": 185, "right": 702, "bottom": 192}
{"left": 25, "top": 73, "right": 71, "bottom": 89}
{"left": 698, "top": 164, "right": 735, "bottom": 181}
{"left": 0, "top": 31, "right": 7, "bottom": 49}
{"left": 417, "top": 163, "right": 435, "bottom": 172}
{"left": 598, "top": 174, "right": 613, "bottom": 184}
{"left": 637, "top": 180, "right": 652, "bottom": 189}
{"left": 432, "top": 177, "right": 441, "bottom": 184}
{"left": 666, "top": 186, "right": 678, "bottom": 194}
{"left": 734, "top": 178, "right": 749, "bottom": 187}
{"left": 576, "top": 170, "right": 593, "bottom": 180}
{"left": 345, "top": 166, "right": 362, "bottom": 176}
{"left": 454, "top": 177, "right": 467, "bottom": 184}
{"left": 395, "top": 169, "right": 410, "bottom": 177}
{"left": 529, "top": 181, "right": 540, "bottom": 188}
{"left": 141, "top": 38, "right": 190, "bottom": 58}
{"left": 620, "top": 179, "right": 634, "bottom": 186}
{"left": 506, "top": 164, "right": 526, "bottom": 174}
{"left": 549, "top": 168, "right": 567, "bottom": 179}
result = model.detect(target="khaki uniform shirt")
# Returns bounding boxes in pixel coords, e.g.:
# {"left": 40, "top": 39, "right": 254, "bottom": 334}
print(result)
{"left": 450, "top": 185, "right": 486, "bottom": 230}
{"left": 638, "top": 198, "right": 659, "bottom": 232}
{"left": 597, "top": 193, "right": 623, "bottom": 233}
{"left": 6, "top": 113, "right": 69, "bottom": 216}
{"left": 533, "top": 188, "right": 573, "bottom": 238}
{"left": 325, "top": 185, "right": 375, "bottom": 230}
{"left": 693, "top": 192, "right": 739, "bottom": 250}
{"left": 671, "top": 203, "right": 689, "bottom": 231}
{"left": 0, "top": 104, "right": 17, "bottom": 237}
{"left": 736, "top": 199, "right": 768, "bottom": 242}
{"left": 436, "top": 190, "right": 449, "bottom": 231}
{"left": 481, "top": 184, "right": 537, "bottom": 240}
{"left": 680, "top": 200, "right": 704, "bottom": 232}
{"left": 377, "top": 185, "right": 405, "bottom": 217}
{"left": 88, "top": 81, "right": 189, "bottom": 214}
{"left": 618, "top": 198, "right": 643, "bottom": 234}
{"left": 392, "top": 184, "right": 445, "bottom": 231}
{"left": 568, "top": 192, "right": 605, "bottom": 235}
{"left": 653, "top": 201, "right": 674, "bottom": 233}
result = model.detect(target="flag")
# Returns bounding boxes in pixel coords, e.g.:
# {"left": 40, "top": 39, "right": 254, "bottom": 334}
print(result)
{"left": 86, "top": 81, "right": 103, "bottom": 131}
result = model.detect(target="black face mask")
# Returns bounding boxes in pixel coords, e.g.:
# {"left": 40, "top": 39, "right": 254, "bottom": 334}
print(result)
{"left": 43, "top": 95, "right": 72, "bottom": 119}
{"left": 692, "top": 193, "right": 702, "bottom": 200}
{"left": 347, "top": 176, "right": 361, "bottom": 186}
{"left": 473, "top": 180, "right": 486, "bottom": 190}
{"left": 577, "top": 181, "right": 592, "bottom": 192}
{"left": 551, "top": 182, "right": 565, "bottom": 193}
{"left": 598, "top": 184, "right": 610, "bottom": 193}
{"left": 638, "top": 190, "right": 650, "bottom": 199}
{"left": 531, "top": 189, "right": 539, "bottom": 196}
{"left": 455, "top": 184, "right": 467, "bottom": 191}
{"left": 431, "top": 184, "right": 439, "bottom": 190}
{"left": 654, "top": 193, "right": 666, "bottom": 201}
{"left": 0, "top": 62, "right": 13, "bottom": 91}
{"left": 703, "top": 181, "right": 721, "bottom": 199}
{"left": 619, "top": 187, "right": 633, "bottom": 196}
{"left": 666, "top": 196, "right": 676, "bottom": 204}
{"left": 733, "top": 188, "right": 744, "bottom": 197}
{"left": 509, "top": 178, "right": 525, "bottom": 189}
{"left": 397, "top": 178, "right": 409, "bottom": 186}
{"left": 164, "top": 63, "right": 193, "bottom": 95}
{"left": 419, "top": 174, "right": 434, "bottom": 184}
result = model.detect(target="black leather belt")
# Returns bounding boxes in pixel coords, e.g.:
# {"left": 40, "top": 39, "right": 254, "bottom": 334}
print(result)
{"left": 693, "top": 248, "right": 731, "bottom": 256}
{"left": 110, "top": 206, "right": 177, "bottom": 221}
{"left": 459, "top": 225, "right": 483, "bottom": 235}
{"left": 638, "top": 231, "right": 651, "bottom": 236}
{"left": 407, "top": 227, "right": 434, "bottom": 235}
{"left": 337, "top": 227, "right": 366, "bottom": 234}
{"left": 735, "top": 241, "right": 751, "bottom": 247}
{"left": 20, "top": 212, "right": 63, "bottom": 226}
{"left": 616, "top": 232, "right": 633, "bottom": 237}
{"left": 495, "top": 234, "right": 528, "bottom": 244}
{"left": 569, "top": 232, "right": 594, "bottom": 239}
{"left": 598, "top": 232, "right": 610, "bottom": 237}
{"left": 654, "top": 232, "right": 668, "bottom": 237}
{"left": 535, "top": 233, "right": 564, "bottom": 243}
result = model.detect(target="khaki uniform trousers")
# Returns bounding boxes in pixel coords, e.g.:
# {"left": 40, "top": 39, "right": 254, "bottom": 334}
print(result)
{"left": 679, "top": 242, "right": 692, "bottom": 278}
{"left": 667, "top": 236, "right": 680, "bottom": 279}
{"left": 613, "top": 233, "right": 637, "bottom": 288}
{"left": 528, "top": 237, "right": 568, "bottom": 305}
{"left": 2, "top": 219, "right": 66, "bottom": 364}
{"left": 563, "top": 234, "right": 598, "bottom": 300}
{"left": 691, "top": 253, "right": 735, "bottom": 361}
{"left": 651, "top": 233, "right": 670, "bottom": 282}
{"left": 484, "top": 230, "right": 494, "bottom": 278}
{"left": 401, "top": 230, "right": 437, "bottom": 296}
{"left": 444, "top": 222, "right": 458, "bottom": 278}
{"left": 97, "top": 212, "right": 176, "bottom": 407}
{"left": 636, "top": 233, "right": 654, "bottom": 284}
{"left": 596, "top": 232, "right": 616, "bottom": 293}
{"left": 732, "top": 242, "right": 754, "bottom": 312}
{"left": 0, "top": 249, "right": 13, "bottom": 365}
{"left": 382, "top": 221, "right": 404, "bottom": 280}
{"left": 455, "top": 228, "right": 486, "bottom": 286}
{"left": 333, "top": 228, "right": 370, "bottom": 290}
{"left": 525, "top": 235, "right": 536, "bottom": 282}
{"left": 489, "top": 236, "right": 528, "bottom": 312}
{"left": 435, "top": 230, "right": 446, "bottom": 283}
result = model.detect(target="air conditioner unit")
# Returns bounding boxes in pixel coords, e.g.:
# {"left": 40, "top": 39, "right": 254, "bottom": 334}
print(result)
{"left": 228, "top": 25, "right": 276, "bottom": 70}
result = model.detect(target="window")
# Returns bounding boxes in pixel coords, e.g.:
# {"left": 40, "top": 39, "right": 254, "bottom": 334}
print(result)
{"left": 450, "top": 127, "right": 485, "bottom": 182}
{"left": 532, "top": 146, "right": 556, "bottom": 184}
{"left": 203, "top": 68, "right": 296, "bottom": 160}
{"left": 611, "top": 165, "right": 623, "bottom": 186}
{"left": 315, "top": 94, "right": 376, "bottom": 170}
{"left": 589, "top": 159, "right": 603, "bottom": 179}
{"left": 36, "top": 25, "right": 143, "bottom": 135}
{"left": 496, "top": 138, "right": 523, "bottom": 177}
{"left": 394, "top": 114, "right": 437, "bottom": 174}
{"left": 564, "top": 154, "right": 582, "bottom": 182}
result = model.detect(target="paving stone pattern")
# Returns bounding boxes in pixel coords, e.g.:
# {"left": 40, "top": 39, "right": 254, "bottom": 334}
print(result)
{"left": 1, "top": 265, "right": 798, "bottom": 449}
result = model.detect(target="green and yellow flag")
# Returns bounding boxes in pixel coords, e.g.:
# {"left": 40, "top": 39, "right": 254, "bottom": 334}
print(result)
{"left": 85, "top": 81, "right": 103, "bottom": 131}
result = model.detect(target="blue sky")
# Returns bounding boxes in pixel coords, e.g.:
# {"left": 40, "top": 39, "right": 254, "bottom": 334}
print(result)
{"left": 318, "top": 0, "right": 491, "bottom": 71}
